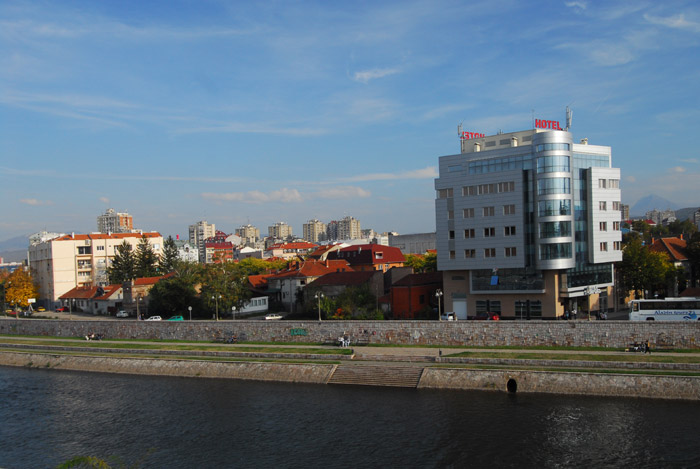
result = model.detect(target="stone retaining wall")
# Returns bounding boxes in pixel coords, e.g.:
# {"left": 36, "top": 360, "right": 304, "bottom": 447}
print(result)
{"left": 2, "top": 319, "right": 698, "bottom": 348}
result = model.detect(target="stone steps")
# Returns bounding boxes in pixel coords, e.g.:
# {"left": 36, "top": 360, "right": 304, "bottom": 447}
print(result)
{"left": 328, "top": 364, "right": 424, "bottom": 388}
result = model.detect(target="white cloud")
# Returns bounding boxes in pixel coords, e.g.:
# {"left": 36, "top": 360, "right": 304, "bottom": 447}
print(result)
{"left": 316, "top": 186, "right": 371, "bottom": 199}
{"left": 20, "top": 198, "right": 53, "bottom": 206}
{"left": 99, "top": 197, "right": 110, "bottom": 204}
{"left": 201, "top": 188, "right": 304, "bottom": 204}
{"left": 625, "top": 175, "right": 637, "bottom": 183}
{"left": 564, "top": 2, "right": 587, "bottom": 11}
{"left": 670, "top": 166, "right": 686, "bottom": 173}
{"left": 339, "top": 166, "right": 437, "bottom": 182}
{"left": 352, "top": 68, "right": 400, "bottom": 84}
{"left": 176, "top": 122, "right": 326, "bottom": 136}
{"left": 679, "top": 158, "right": 699, "bottom": 164}
{"left": 644, "top": 13, "right": 700, "bottom": 33}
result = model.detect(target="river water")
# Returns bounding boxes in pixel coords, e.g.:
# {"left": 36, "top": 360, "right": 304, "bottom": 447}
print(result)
{"left": 2, "top": 366, "right": 699, "bottom": 469}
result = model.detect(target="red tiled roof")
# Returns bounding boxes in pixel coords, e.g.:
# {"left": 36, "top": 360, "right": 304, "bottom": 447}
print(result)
{"left": 310, "top": 270, "right": 378, "bottom": 287}
{"left": 133, "top": 273, "right": 174, "bottom": 286}
{"left": 268, "top": 259, "right": 350, "bottom": 280}
{"left": 392, "top": 271, "right": 443, "bottom": 287}
{"left": 59, "top": 284, "right": 121, "bottom": 300}
{"left": 308, "top": 244, "right": 342, "bottom": 258}
{"left": 266, "top": 241, "right": 318, "bottom": 251}
{"left": 55, "top": 232, "right": 161, "bottom": 241}
{"left": 327, "top": 244, "right": 405, "bottom": 265}
{"left": 649, "top": 237, "right": 687, "bottom": 262}
{"left": 248, "top": 274, "right": 272, "bottom": 289}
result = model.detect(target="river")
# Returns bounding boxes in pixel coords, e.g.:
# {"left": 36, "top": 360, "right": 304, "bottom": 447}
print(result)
{"left": 2, "top": 366, "right": 699, "bottom": 468}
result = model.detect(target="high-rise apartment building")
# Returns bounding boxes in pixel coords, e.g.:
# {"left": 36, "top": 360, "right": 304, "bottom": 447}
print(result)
{"left": 97, "top": 208, "right": 133, "bottom": 233}
{"left": 28, "top": 232, "right": 163, "bottom": 304}
{"left": 338, "top": 216, "right": 362, "bottom": 240}
{"left": 435, "top": 119, "right": 622, "bottom": 319}
{"left": 235, "top": 224, "right": 260, "bottom": 247}
{"left": 268, "top": 222, "right": 293, "bottom": 240}
{"left": 620, "top": 203, "right": 630, "bottom": 221}
{"left": 189, "top": 221, "right": 216, "bottom": 263}
{"left": 303, "top": 219, "right": 326, "bottom": 243}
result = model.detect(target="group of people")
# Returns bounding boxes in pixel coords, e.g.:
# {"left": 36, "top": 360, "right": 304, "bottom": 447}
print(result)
{"left": 84, "top": 332, "right": 104, "bottom": 341}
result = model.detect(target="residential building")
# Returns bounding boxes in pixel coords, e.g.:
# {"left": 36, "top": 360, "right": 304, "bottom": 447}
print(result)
{"left": 389, "top": 232, "right": 436, "bottom": 255}
{"left": 59, "top": 284, "right": 124, "bottom": 316}
{"left": 338, "top": 216, "right": 362, "bottom": 240}
{"left": 435, "top": 120, "right": 622, "bottom": 319}
{"left": 268, "top": 222, "right": 293, "bottom": 240}
{"left": 649, "top": 237, "right": 689, "bottom": 296}
{"left": 326, "top": 220, "right": 339, "bottom": 241}
{"left": 645, "top": 208, "right": 675, "bottom": 225}
{"left": 620, "top": 203, "right": 630, "bottom": 222}
{"left": 303, "top": 219, "right": 327, "bottom": 243}
{"left": 97, "top": 208, "right": 133, "bottom": 233}
{"left": 188, "top": 221, "right": 216, "bottom": 263}
{"left": 28, "top": 232, "right": 163, "bottom": 306}
{"left": 267, "top": 259, "right": 351, "bottom": 312}
{"left": 265, "top": 241, "right": 317, "bottom": 260}
{"left": 204, "top": 230, "right": 235, "bottom": 263}
{"left": 390, "top": 271, "right": 443, "bottom": 319}
{"left": 236, "top": 224, "right": 260, "bottom": 247}
{"left": 326, "top": 244, "right": 405, "bottom": 273}
{"left": 174, "top": 239, "right": 199, "bottom": 263}
{"left": 307, "top": 270, "right": 384, "bottom": 309}
{"left": 123, "top": 275, "right": 172, "bottom": 317}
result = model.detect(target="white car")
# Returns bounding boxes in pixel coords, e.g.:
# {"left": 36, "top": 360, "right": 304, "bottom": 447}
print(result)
{"left": 264, "top": 314, "right": 282, "bottom": 320}
{"left": 116, "top": 310, "right": 129, "bottom": 318}
{"left": 145, "top": 316, "right": 162, "bottom": 321}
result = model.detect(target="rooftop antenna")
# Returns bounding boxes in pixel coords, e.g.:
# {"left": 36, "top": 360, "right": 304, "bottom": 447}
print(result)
{"left": 565, "top": 106, "right": 573, "bottom": 131}
{"left": 458, "top": 122, "right": 466, "bottom": 153}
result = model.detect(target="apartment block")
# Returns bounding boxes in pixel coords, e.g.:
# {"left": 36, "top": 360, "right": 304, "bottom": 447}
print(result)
{"left": 303, "top": 219, "right": 326, "bottom": 243}
{"left": 97, "top": 208, "right": 133, "bottom": 233}
{"left": 188, "top": 220, "right": 216, "bottom": 263}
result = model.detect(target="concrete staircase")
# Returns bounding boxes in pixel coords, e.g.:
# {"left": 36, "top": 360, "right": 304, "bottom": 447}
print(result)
{"left": 328, "top": 365, "right": 424, "bottom": 388}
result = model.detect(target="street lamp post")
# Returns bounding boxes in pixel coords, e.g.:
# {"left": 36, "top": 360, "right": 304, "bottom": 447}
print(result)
{"left": 232, "top": 306, "right": 236, "bottom": 320}
{"left": 188, "top": 306, "right": 192, "bottom": 321}
{"left": 315, "top": 292, "right": 324, "bottom": 322}
{"left": 435, "top": 289, "right": 443, "bottom": 321}
{"left": 212, "top": 295, "right": 221, "bottom": 321}
{"left": 136, "top": 296, "right": 142, "bottom": 320}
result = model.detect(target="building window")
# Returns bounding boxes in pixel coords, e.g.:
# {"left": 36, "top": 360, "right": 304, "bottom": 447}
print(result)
{"left": 96, "top": 246, "right": 105, "bottom": 251}
{"left": 464, "top": 229, "right": 475, "bottom": 239}
{"left": 77, "top": 246, "right": 92, "bottom": 255}
{"left": 599, "top": 201, "right": 607, "bottom": 210}
{"left": 484, "top": 248, "right": 496, "bottom": 258}
{"left": 539, "top": 243, "right": 572, "bottom": 260}
{"left": 599, "top": 222, "right": 607, "bottom": 231}
{"left": 505, "top": 247, "right": 517, "bottom": 257}
{"left": 463, "top": 185, "right": 476, "bottom": 196}
{"left": 449, "top": 251, "right": 456, "bottom": 259}
{"left": 598, "top": 179, "right": 607, "bottom": 188}
{"left": 483, "top": 206, "right": 495, "bottom": 217}
{"left": 478, "top": 184, "right": 496, "bottom": 195}
{"left": 538, "top": 199, "right": 571, "bottom": 216}
{"left": 612, "top": 201, "right": 620, "bottom": 210}
{"left": 437, "top": 188, "right": 453, "bottom": 199}
{"left": 449, "top": 230, "right": 455, "bottom": 239}
{"left": 536, "top": 155, "right": 570, "bottom": 173}
{"left": 614, "top": 241, "right": 621, "bottom": 250}
{"left": 484, "top": 227, "right": 495, "bottom": 237}
{"left": 498, "top": 181, "right": 515, "bottom": 192}
{"left": 447, "top": 210, "right": 454, "bottom": 220}
{"left": 464, "top": 249, "right": 476, "bottom": 258}
{"left": 600, "top": 242, "right": 608, "bottom": 251}
{"left": 613, "top": 221, "right": 620, "bottom": 230}
{"left": 504, "top": 226, "right": 516, "bottom": 236}
{"left": 539, "top": 221, "right": 571, "bottom": 238}
{"left": 503, "top": 204, "right": 516, "bottom": 215}
{"left": 608, "top": 179, "right": 620, "bottom": 188}
{"left": 463, "top": 208, "right": 475, "bottom": 218}
{"left": 537, "top": 177, "right": 571, "bottom": 195}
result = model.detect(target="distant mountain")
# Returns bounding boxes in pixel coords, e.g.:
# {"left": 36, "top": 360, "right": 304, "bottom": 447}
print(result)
{"left": 675, "top": 207, "right": 700, "bottom": 222}
{"left": 0, "top": 234, "right": 29, "bottom": 252}
{"left": 630, "top": 195, "right": 681, "bottom": 217}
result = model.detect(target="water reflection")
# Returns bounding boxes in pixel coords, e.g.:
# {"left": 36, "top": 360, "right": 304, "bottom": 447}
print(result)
{"left": 1, "top": 366, "right": 699, "bottom": 468}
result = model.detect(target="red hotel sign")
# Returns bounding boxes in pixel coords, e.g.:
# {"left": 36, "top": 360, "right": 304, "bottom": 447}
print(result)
{"left": 535, "top": 119, "right": 562, "bottom": 130}
{"left": 460, "top": 131, "right": 485, "bottom": 140}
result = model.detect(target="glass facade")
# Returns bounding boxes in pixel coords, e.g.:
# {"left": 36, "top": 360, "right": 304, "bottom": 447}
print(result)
{"left": 539, "top": 243, "right": 572, "bottom": 260}
{"left": 538, "top": 199, "right": 571, "bottom": 217}
{"left": 536, "top": 155, "right": 570, "bottom": 173}
{"left": 468, "top": 154, "right": 531, "bottom": 174}
{"left": 471, "top": 268, "right": 545, "bottom": 291}
{"left": 537, "top": 177, "right": 571, "bottom": 195}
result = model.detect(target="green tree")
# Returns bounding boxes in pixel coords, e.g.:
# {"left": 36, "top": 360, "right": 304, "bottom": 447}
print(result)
{"left": 135, "top": 235, "right": 159, "bottom": 278}
{"left": 618, "top": 238, "right": 673, "bottom": 298}
{"left": 404, "top": 254, "right": 425, "bottom": 273}
{"left": 107, "top": 241, "right": 135, "bottom": 284}
{"left": 4, "top": 268, "right": 39, "bottom": 310}
{"left": 200, "top": 263, "right": 252, "bottom": 318}
{"left": 686, "top": 232, "right": 700, "bottom": 288}
{"left": 147, "top": 276, "right": 204, "bottom": 318}
{"left": 159, "top": 235, "right": 179, "bottom": 274}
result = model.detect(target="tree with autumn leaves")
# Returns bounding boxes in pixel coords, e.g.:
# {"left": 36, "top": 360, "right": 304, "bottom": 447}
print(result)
{"left": 3, "top": 268, "right": 39, "bottom": 310}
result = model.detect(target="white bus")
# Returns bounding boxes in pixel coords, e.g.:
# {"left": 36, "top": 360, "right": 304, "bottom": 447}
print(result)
{"left": 629, "top": 298, "right": 700, "bottom": 321}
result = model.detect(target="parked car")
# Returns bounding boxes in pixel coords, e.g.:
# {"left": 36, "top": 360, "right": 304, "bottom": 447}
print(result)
{"left": 264, "top": 314, "right": 282, "bottom": 320}
{"left": 37, "top": 306, "right": 46, "bottom": 312}
{"left": 145, "top": 316, "right": 162, "bottom": 321}
{"left": 472, "top": 312, "right": 500, "bottom": 321}
{"left": 167, "top": 316, "right": 184, "bottom": 321}
{"left": 116, "top": 310, "right": 129, "bottom": 318}
{"left": 441, "top": 312, "right": 457, "bottom": 321}
{"left": 56, "top": 306, "right": 69, "bottom": 312}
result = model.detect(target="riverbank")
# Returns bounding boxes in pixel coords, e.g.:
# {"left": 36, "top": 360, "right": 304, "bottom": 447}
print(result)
{"left": 2, "top": 336, "right": 700, "bottom": 400}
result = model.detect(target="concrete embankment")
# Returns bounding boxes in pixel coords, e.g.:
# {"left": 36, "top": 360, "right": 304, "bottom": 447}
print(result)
{"left": 2, "top": 350, "right": 699, "bottom": 400}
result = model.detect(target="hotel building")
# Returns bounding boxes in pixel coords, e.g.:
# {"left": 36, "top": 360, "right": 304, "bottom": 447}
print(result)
{"left": 434, "top": 119, "right": 622, "bottom": 319}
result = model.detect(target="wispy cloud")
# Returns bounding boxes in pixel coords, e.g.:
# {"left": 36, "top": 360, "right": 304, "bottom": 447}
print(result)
{"left": 352, "top": 68, "right": 400, "bottom": 84}
{"left": 339, "top": 166, "right": 437, "bottom": 182}
{"left": 315, "top": 186, "right": 371, "bottom": 199}
{"left": 20, "top": 198, "right": 53, "bottom": 206}
{"left": 679, "top": 158, "right": 699, "bottom": 164}
{"left": 176, "top": 122, "right": 327, "bottom": 136}
{"left": 670, "top": 166, "right": 686, "bottom": 173}
{"left": 201, "top": 188, "right": 304, "bottom": 204}
{"left": 644, "top": 13, "right": 700, "bottom": 33}
{"left": 99, "top": 197, "right": 110, "bottom": 204}
{"left": 564, "top": 2, "right": 587, "bottom": 11}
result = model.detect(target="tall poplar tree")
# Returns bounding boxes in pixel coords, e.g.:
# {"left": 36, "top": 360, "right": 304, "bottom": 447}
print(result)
{"left": 107, "top": 240, "right": 135, "bottom": 284}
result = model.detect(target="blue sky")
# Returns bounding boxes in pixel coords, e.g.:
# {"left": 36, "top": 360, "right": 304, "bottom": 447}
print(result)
{"left": 1, "top": 0, "right": 699, "bottom": 242}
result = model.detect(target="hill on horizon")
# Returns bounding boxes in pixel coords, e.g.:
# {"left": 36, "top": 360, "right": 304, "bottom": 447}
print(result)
{"left": 631, "top": 194, "right": 681, "bottom": 217}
